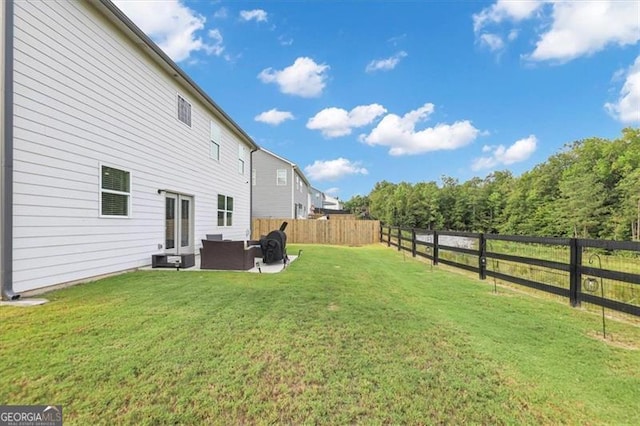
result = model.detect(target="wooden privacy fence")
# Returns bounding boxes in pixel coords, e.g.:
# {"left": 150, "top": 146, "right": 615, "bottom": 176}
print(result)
{"left": 381, "top": 225, "right": 640, "bottom": 318}
{"left": 309, "top": 213, "right": 357, "bottom": 221}
{"left": 253, "top": 219, "right": 380, "bottom": 245}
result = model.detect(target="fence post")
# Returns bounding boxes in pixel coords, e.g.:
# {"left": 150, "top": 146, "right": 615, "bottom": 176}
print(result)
{"left": 387, "top": 226, "right": 391, "bottom": 247}
{"left": 569, "top": 238, "right": 582, "bottom": 307}
{"left": 479, "top": 233, "right": 486, "bottom": 280}
{"left": 411, "top": 229, "right": 417, "bottom": 257}
{"left": 397, "top": 227, "right": 402, "bottom": 251}
{"left": 379, "top": 223, "right": 383, "bottom": 243}
{"left": 433, "top": 231, "right": 439, "bottom": 265}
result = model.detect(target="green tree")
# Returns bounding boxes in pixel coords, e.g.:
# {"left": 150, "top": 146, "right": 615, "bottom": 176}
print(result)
{"left": 412, "top": 181, "right": 443, "bottom": 230}
{"left": 438, "top": 176, "right": 459, "bottom": 230}
{"left": 362, "top": 128, "right": 639, "bottom": 240}
{"left": 369, "top": 181, "right": 397, "bottom": 224}
{"left": 343, "top": 195, "right": 370, "bottom": 219}
{"left": 483, "top": 171, "right": 514, "bottom": 233}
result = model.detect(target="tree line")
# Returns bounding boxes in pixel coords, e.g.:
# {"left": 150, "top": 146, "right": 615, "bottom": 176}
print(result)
{"left": 345, "top": 128, "right": 640, "bottom": 240}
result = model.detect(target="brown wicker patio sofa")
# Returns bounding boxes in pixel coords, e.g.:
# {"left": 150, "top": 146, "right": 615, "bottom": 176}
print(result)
{"left": 199, "top": 239, "right": 261, "bottom": 270}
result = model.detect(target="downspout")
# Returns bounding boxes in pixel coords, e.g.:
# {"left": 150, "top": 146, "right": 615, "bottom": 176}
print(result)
{"left": 1, "top": 0, "right": 17, "bottom": 300}
{"left": 291, "top": 166, "right": 295, "bottom": 219}
{"left": 249, "top": 148, "right": 257, "bottom": 238}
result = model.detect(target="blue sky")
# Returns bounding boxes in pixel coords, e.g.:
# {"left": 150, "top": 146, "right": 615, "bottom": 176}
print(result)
{"left": 113, "top": 0, "right": 640, "bottom": 200}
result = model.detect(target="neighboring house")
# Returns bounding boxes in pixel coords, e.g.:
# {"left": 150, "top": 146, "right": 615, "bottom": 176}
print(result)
{"left": 252, "top": 149, "right": 310, "bottom": 219}
{"left": 1, "top": 0, "right": 258, "bottom": 298}
{"left": 323, "top": 194, "right": 344, "bottom": 210}
{"left": 309, "top": 187, "right": 325, "bottom": 212}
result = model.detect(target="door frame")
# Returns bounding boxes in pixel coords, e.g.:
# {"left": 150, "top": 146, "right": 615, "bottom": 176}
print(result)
{"left": 164, "top": 192, "right": 194, "bottom": 255}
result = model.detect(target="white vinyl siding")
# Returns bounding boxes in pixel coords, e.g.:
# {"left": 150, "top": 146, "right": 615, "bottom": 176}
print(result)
{"left": 252, "top": 151, "right": 293, "bottom": 218}
{"left": 11, "top": 0, "right": 254, "bottom": 292}
{"left": 293, "top": 172, "right": 310, "bottom": 219}
{"left": 252, "top": 168, "right": 256, "bottom": 186}
{"left": 251, "top": 150, "right": 310, "bottom": 219}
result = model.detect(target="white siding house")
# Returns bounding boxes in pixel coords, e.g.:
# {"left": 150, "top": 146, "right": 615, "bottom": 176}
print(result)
{"left": 310, "top": 187, "right": 326, "bottom": 211}
{"left": 252, "top": 148, "right": 311, "bottom": 219}
{"left": 1, "top": 0, "right": 258, "bottom": 298}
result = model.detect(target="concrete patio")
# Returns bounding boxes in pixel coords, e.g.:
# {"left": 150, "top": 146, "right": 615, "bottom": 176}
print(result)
{"left": 142, "top": 255, "right": 299, "bottom": 274}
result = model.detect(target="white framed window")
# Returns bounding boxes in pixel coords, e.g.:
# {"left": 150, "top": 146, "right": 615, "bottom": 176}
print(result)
{"left": 177, "top": 94, "right": 191, "bottom": 127}
{"left": 210, "top": 121, "right": 220, "bottom": 161}
{"left": 100, "top": 165, "right": 130, "bottom": 217}
{"left": 238, "top": 144, "right": 246, "bottom": 175}
{"left": 252, "top": 169, "right": 256, "bottom": 186}
{"left": 217, "top": 194, "right": 233, "bottom": 226}
{"left": 276, "top": 169, "right": 287, "bottom": 186}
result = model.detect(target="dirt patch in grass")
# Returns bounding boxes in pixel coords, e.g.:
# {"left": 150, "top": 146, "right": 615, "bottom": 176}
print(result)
{"left": 587, "top": 331, "right": 639, "bottom": 350}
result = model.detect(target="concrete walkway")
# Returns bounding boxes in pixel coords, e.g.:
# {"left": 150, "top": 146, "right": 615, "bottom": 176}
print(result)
{"left": 0, "top": 298, "right": 49, "bottom": 307}
{"left": 142, "top": 255, "right": 299, "bottom": 274}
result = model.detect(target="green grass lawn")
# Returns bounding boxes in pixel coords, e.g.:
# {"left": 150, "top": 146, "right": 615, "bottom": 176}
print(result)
{"left": 2, "top": 245, "right": 639, "bottom": 425}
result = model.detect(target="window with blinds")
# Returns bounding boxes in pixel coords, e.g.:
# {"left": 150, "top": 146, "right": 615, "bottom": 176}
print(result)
{"left": 238, "top": 144, "right": 246, "bottom": 175}
{"left": 210, "top": 121, "right": 220, "bottom": 160}
{"left": 276, "top": 169, "right": 287, "bottom": 186}
{"left": 177, "top": 94, "right": 191, "bottom": 127}
{"left": 101, "top": 165, "right": 130, "bottom": 217}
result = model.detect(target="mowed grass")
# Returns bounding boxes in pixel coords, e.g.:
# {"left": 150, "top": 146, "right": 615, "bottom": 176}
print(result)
{"left": 1, "top": 245, "right": 639, "bottom": 425}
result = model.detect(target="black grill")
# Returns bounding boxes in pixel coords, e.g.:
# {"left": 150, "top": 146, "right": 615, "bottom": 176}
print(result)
{"left": 260, "top": 222, "right": 288, "bottom": 264}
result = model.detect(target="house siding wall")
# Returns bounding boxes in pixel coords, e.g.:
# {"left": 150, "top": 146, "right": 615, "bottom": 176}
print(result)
{"left": 292, "top": 171, "right": 310, "bottom": 218}
{"left": 12, "top": 0, "right": 253, "bottom": 292}
{"left": 251, "top": 150, "right": 292, "bottom": 219}
{"left": 310, "top": 187, "right": 324, "bottom": 210}
{"left": 0, "top": 0, "right": 6, "bottom": 295}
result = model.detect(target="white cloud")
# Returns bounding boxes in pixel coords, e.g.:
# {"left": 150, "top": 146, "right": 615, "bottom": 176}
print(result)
{"left": 240, "top": 9, "right": 268, "bottom": 22}
{"left": 473, "top": 0, "right": 544, "bottom": 33}
{"left": 305, "top": 158, "right": 368, "bottom": 181}
{"left": 528, "top": 1, "right": 640, "bottom": 63}
{"left": 471, "top": 135, "right": 538, "bottom": 171}
{"left": 258, "top": 57, "right": 330, "bottom": 98}
{"left": 605, "top": 56, "right": 640, "bottom": 124}
{"left": 360, "top": 104, "right": 480, "bottom": 156}
{"left": 254, "top": 109, "right": 295, "bottom": 125}
{"left": 206, "top": 29, "right": 225, "bottom": 56}
{"left": 474, "top": 1, "right": 640, "bottom": 63}
{"left": 365, "top": 51, "right": 408, "bottom": 73}
{"left": 113, "top": 0, "right": 217, "bottom": 62}
{"left": 479, "top": 33, "right": 504, "bottom": 52}
{"left": 279, "top": 36, "right": 294, "bottom": 46}
{"left": 324, "top": 187, "right": 340, "bottom": 195}
{"left": 213, "top": 7, "right": 228, "bottom": 19}
{"left": 388, "top": 34, "right": 407, "bottom": 46}
{"left": 307, "top": 104, "right": 387, "bottom": 138}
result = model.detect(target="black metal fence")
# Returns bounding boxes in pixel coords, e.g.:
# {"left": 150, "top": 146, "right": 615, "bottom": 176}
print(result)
{"left": 380, "top": 225, "right": 640, "bottom": 317}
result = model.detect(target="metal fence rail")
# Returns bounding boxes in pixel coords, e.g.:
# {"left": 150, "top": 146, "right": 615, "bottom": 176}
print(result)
{"left": 381, "top": 225, "right": 640, "bottom": 317}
